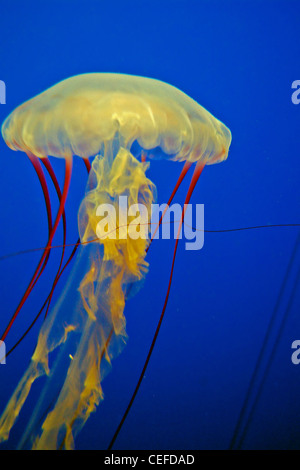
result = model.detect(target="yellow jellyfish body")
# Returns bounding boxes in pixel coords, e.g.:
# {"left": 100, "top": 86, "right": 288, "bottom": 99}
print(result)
{"left": 0, "top": 74, "right": 231, "bottom": 449}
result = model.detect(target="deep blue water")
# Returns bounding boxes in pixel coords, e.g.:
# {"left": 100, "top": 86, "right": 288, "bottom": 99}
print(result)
{"left": 0, "top": 0, "right": 299, "bottom": 450}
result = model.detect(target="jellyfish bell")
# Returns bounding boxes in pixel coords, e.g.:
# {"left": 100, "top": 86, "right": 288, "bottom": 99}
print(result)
{"left": 0, "top": 73, "right": 231, "bottom": 449}
{"left": 1, "top": 73, "right": 231, "bottom": 163}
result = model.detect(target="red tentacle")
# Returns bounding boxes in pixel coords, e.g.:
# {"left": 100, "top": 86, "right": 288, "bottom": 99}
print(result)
{"left": 6, "top": 158, "right": 90, "bottom": 357}
{"left": 146, "top": 161, "right": 192, "bottom": 253}
{"left": 1, "top": 154, "right": 53, "bottom": 342}
{"left": 1, "top": 156, "right": 73, "bottom": 342}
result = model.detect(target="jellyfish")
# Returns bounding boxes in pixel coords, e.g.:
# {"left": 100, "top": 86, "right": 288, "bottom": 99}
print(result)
{"left": 0, "top": 73, "right": 231, "bottom": 449}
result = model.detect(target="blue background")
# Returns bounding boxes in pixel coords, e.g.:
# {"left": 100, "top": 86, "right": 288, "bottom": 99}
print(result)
{"left": 0, "top": 0, "right": 299, "bottom": 450}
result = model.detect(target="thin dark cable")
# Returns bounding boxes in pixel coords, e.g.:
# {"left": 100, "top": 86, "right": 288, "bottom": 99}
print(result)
{"left": 1, "top": 224, "right": 299, "bottom": 261}
{"left": 229, "top": 231, "right": 300, "bottom": 449}
{"left": 2, "top": 223, "right": 299, "bottom": 359}
{"left": 236, "top": 265, "right": 300, "bottom": 449}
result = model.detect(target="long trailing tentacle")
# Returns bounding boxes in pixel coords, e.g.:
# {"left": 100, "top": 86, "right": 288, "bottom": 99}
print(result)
{"left": 0, "top": 155, "right": 73, "bottom": 343}
{"left": 146, "top": 160, "right": 192, "bottom": 252}
{"left": 4, "top": 158, "right": 90, "bottom": 358}
{"left": 41, "top": 158, "right": 67, "bottom": 320}
{"left": 43, "top": 157, "right": 91, "bottom": 320}
{"left": 0, "top": 154, "right": 53, "bottom": 342}
{"left": 108, "top": 160, "right": 205, "bottom": 449}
